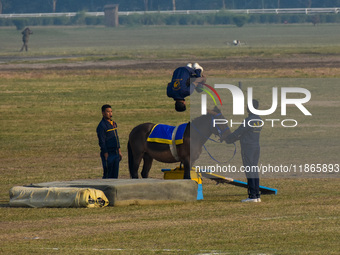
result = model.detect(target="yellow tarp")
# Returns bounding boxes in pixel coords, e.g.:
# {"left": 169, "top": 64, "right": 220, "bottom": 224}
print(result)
{"left": 9, "top": 186, "right": 109, "bottom": 208}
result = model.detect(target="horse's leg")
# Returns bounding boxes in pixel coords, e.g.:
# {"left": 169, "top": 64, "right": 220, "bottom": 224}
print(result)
{"left": 141, "top": 153, "right": 153, "bottom": 178}
{"left": 128, "top": 141, "right": 143, "bottom": 179}
{"left": 183, "top": 159, "right": 191, "bottom": 179}
{"left": 130, "top": 157, "right": 143, "bottom": 179}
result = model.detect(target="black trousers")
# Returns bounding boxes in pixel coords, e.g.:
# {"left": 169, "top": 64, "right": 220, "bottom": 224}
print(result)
{"left": 100, "top": 152, "right": 120, "bottom": 179}
{"left": 241, "top": 145, "right": 260, "bottom": 199}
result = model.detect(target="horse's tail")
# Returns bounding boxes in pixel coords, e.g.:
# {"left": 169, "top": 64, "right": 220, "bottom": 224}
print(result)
{"left": 127, "top": 140, "right": 137, "bottom": 178}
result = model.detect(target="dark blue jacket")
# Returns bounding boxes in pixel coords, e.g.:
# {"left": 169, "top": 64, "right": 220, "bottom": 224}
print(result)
{"left": 226, "top": 113, "right": 262, "bottom": 147}
{"left": 96, "top": 118, "right": 120, "bottom": 154}
{"left": 167, "top": 66, "right": 202, "bottom": 100}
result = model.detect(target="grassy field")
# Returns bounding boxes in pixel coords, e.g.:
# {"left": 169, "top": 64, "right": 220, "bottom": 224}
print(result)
{"left": 1, "top": 25, "right": 340, "bottom": 254}
{"left": 1, "top": 23, "right": 340, "bottom": 59}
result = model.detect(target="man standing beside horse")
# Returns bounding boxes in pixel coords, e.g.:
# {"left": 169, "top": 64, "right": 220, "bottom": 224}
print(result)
{"left": 226, "top": 99, "right": 262, "bottom": 203}
{"left": 96, "top": 104, "right": 122, "bottom": 179}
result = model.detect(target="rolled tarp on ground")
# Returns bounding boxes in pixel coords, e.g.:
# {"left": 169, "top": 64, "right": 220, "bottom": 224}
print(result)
{"left": 28, "top": 179, "right": 198, "bottom": 206}
{"left": 9, "top": 186, "right": 109, "bottom": 208}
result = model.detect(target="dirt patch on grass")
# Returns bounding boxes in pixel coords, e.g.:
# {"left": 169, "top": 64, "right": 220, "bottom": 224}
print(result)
{"left": 1, "top": 56, "right": 340, "bottom": 80}
{"left": 1, "top": 55, "right": 340, "bottom": 74}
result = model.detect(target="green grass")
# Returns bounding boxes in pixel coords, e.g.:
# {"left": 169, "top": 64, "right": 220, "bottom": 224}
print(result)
{"left": 0, "top": 25, "right": 340, "bottom": 254}
{"left": 1, "top": 24, "right": 340, "bottom": 60}
{"left": 1, "top": 70, "right": 339, "bottom": 255}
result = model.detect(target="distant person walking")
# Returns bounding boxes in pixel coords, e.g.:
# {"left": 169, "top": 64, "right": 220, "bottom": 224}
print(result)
{"left": 20, "top": 27, "right": 33, "bottom": 52}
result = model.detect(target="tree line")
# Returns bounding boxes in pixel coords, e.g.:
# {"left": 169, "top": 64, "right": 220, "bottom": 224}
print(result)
{"left": 1, "top": 0, "right": 340, "bottom": 14}
{"left": 3, "top": 11, "right": 339, "bottom": 31}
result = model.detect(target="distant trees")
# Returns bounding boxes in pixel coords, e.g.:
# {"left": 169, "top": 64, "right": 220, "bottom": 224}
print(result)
{"left": 3, "top": 11, "right": 339, "bottom": 30}
{"left": 0, "top": 0, "right": 339, "bottom": 14}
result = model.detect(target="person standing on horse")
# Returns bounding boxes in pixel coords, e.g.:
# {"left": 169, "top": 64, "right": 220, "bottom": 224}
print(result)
{"left": 20, "top": 27, "right": 33, "bottom": 52}
{"left": 96, "top": 104, "right": 122, "bottom": 179}
{"left": 167, "top": 63, "right": 206, "bottom": 112}
{"left": 226, "top": 99, "right": 262, "bottom": 203}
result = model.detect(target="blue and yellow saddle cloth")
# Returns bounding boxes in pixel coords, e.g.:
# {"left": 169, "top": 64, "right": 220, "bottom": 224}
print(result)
{"left": 147, "top": 123, "right": 187, "bottom": 145}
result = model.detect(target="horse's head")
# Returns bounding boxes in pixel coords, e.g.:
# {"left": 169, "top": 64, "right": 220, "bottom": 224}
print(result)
{"left": 207, "top": 106, "right": 231, "bottom": 143}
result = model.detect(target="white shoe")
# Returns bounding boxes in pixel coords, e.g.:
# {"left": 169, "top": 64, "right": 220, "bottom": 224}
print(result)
{"left": 186, "top": 63, "right": 192, "bottom": 68}
{"left": 193, "top": 63, "right": 203, "bottom": 72}
{"left": 241, "top": 198, "right": 261, "bottom": 203}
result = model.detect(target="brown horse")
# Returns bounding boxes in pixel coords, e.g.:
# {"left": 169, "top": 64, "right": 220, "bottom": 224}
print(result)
{"left": 127, "top": 107, "right": 231, "bottom": 179}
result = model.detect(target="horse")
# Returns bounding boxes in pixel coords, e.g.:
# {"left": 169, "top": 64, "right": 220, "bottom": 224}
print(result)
{"left": 127, "top": 107, "right": 231, "bottom": 179}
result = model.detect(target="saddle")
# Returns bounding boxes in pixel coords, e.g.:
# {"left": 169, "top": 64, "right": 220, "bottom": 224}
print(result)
{"left": 147, "top": 123, "right": 187, "bottom": 145}
{"left": 147, "top": 123, "right": 188, "bottom": 160}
